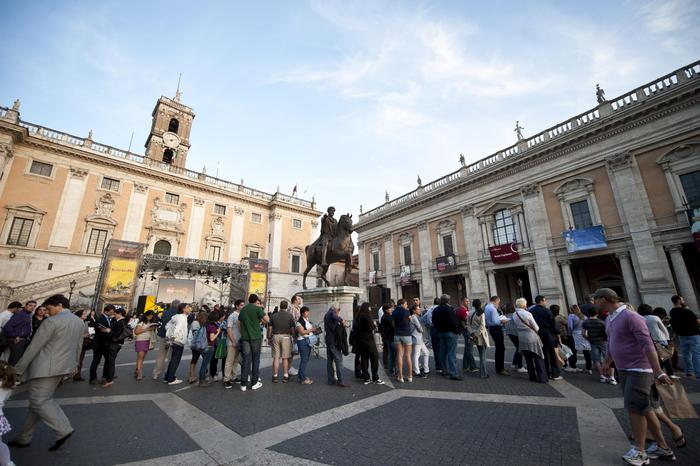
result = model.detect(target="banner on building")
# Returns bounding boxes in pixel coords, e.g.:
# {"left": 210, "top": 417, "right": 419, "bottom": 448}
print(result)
{"left": 692, "top": 216, "right": 700, "bottom": 251}
{"left": 368, "top": 270, "right": 377, "bottom": 285}
{"left": 157, "top": 278, "right": 196, "bottom": 303}
{"left": 94, "top": 240, "right": 145, "bottom": 313}
{"left": 563, "top": 225, "right": 607, "bottom": 253}
{"left": 399, "top": 265, "right": 412, "bottom": 285}
{"left": 436, "top": 255, "right": 456, "bottom": 273}
{"left": 247, "top": 258, "right": 269, "bottom": 300}
{"left": 489, "top": 243, "right": 520, "bottom": 264}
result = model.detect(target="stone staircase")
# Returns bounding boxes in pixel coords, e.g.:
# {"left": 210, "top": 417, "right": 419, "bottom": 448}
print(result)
{"left": 6, "top": 266, "right": 100, "bottom": 307}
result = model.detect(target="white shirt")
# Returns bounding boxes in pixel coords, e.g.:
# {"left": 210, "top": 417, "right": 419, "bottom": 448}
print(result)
{"left": 296, "top": 317, "right": 312, "bottom": 341}
{"left": 0, "top": 310, "right": 13, "bottom": 329}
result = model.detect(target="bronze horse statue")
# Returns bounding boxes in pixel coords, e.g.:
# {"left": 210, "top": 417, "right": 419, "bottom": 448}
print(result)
{"left": 303, "top": 214, "right": 354, "bottom": 289}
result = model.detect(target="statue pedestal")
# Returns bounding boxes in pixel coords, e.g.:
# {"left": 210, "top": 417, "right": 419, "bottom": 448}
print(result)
{"left": 297, "top": 286, "right": 361, "bottom": 324}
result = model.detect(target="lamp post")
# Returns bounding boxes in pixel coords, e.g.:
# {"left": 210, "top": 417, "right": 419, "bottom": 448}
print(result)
{"left": 516, "top": 277, "right": 523, "bottom": 298}
{"left": 266, "top": 290, "right": 272, "bottom": 313}
{"left": 68, "top": 279, "right": 77, "bottom": 306}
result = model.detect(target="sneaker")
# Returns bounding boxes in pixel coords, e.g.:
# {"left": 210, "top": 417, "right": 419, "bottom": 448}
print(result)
{"left": 288, "top": 367, "right": 298, "bottom": 376}
{"left": 563, "top": 367, "right": 577, "bottom": 373}
{"left": 363, "top": 379, "right": 371, "bottom": 385}
{"left": 421, "top": 372, "right": 429, "bottom": 378}
{"left": 608, "top": 378, "right": 618, "bottom": 385}
{"left": 552, "top": 376, "right": 564, "bottom": 381}
{"left": 670, "top": 375, "right": 681, "bottom": 379}
{"left": 407, "top": 377, "right": 413, "bottom": 383}
{"left": 168, "top": 379, "right": 183, "bottom": 385}
{"left": 517, "top": 367, "right": 527, "bottom": 373}
{"left": 599, "top": 376, "right": 608, "bottom": 383}
{"left": 252, "top": 381, "right": 263, "bottom": 390}
{"left": 373, "top": 379, "right": 385, "bottom": 385}
{"left": 396, "top": 377, "right": 404, "bottom": 383}
{"left": 622, "top": 447, "right": 649, "bottom": 466}
{"left": 587, "top": 370, "right": 593, "bottom": 375}
{"left": 240, "top": 385, "right": 247, "bottom": 391}
{"left": 224, "top": 381, "right": 233, "bottom": 389}
{"left": 645, "top": 443, "right": 675, "bottom": 460}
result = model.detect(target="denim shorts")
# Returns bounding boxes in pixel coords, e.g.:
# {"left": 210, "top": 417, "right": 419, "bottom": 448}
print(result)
{"left": 590, "top": 343, "right": 607, "bottom": 364}
{"left": 393, "top": 335, "right": 412, "bottom": 345}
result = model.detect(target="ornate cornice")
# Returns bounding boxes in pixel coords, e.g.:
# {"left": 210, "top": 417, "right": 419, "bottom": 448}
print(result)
{"left": 520, "top": 182, "right": 540, "bottom": 198}
{"left": 234, "top": 207, "right": 245, "bottom": 216}
{"left": 70, "top": 167, "right": 88, "bottom": 179}
{"left": 193, "top": 197, "right": 206, "bottom": 206}
{"left": 460, "top": 205, "right": 475, "bottom": 217}
{"left": 417, "top": 221, "right": 427, "bottom": 231}
{"left": 665, "top": 244, "right": 683, "bottom": 253}
{"left": 133, "top": 182, "right": 148, "bottom": 193}
{"left": 606, "top": 152, "right": 633, "bottom": 171}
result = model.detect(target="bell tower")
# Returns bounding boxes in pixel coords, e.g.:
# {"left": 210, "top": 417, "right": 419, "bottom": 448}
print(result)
{"left": 145, "top": 89, "right": 195, "bottom": 169}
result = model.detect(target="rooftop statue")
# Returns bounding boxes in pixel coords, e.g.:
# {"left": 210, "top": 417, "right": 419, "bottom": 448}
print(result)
{"left": 514, "top": 121, "right": 524, "bottom": 141}
{"left": 596, "top": 83, "right": 607, "bottom": 104}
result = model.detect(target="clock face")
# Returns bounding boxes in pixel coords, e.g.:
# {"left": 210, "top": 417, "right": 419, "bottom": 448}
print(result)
{"left": 162, "top": 132, "right": 181, "bottom": 149}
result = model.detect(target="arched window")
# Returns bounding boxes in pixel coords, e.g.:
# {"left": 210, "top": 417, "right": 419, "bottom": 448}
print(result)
{"left": 493, "top": 209, "right": 517, "bottom": 245}
{"left": 168, "top": 118, "right": 179, "bottom": 134}
{"left": 163, "top": 149, "right": 174, "bottom": 164}
{"left": 153, "top": 240, "right": 172, "bottom": 256}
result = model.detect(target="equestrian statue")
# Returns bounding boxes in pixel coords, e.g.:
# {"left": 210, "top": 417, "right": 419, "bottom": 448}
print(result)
{"left": 302, "top": 206, "right": 355, "bottom": 289}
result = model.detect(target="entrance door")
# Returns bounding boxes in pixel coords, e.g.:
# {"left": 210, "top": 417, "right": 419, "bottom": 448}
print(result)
{"left": 401, "top": 283, "right": 420, "bottom": 301}
{"left": 441, "top": 276, "right": 466, "bottom": 307}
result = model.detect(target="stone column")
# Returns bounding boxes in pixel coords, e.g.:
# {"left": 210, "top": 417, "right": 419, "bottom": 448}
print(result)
{"left": 357, "top": 241, "right": 367, "bottom": 301}
{"left": 185, "top": 198, "right": 206, "bottom": 258}
{"left": 486, "top": 270, "right": 497, "bottom": 297}
{"left": 435, "top": 277, "right": 443, "bottom": 297}
{"left": 616, "top": 251, "right": 641, "bottom": 306}
{"left": 520, "top": 182, "right": 564, "bottom": 304}
{"left": 49, "top": 168, "right": 89, "bottom": 249}
{"left": 659, "top": 162, "right": 690, "bottom": 223}
{"left": 269, "top": 212, "right": 283, "bottom": 271}
{"left": 666, "top": 245, "right": 699, "bottom": 314}
{"left": 228, "top": 207, "right": 245, "bottom": 262}
{"left": 461, "top": 205, "right": 488, "bottom": 302}
{"left": 384, "top": 234, "right": 396, "bottom": 300}
{"left": 607, "top": 153, "right": 674, "bottom": 308}
{"left": 526, "top": 264, "right": 539, "bottom": 298}
{"left": 0, "top": 141, "right": 15, "bottom": 199}
{"left": 417, "top": 221, "right": 434, "bottom": 303}
{"left": 558, "top": 260, "right": 578, "bottom": 312}
{"left": 123, "top": 183, "right": 149, "bottom": 241}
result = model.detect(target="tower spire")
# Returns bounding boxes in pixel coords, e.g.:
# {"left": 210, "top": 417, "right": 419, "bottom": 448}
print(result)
{"left": 175, "top": 73, "right": 182, "bottom": 101}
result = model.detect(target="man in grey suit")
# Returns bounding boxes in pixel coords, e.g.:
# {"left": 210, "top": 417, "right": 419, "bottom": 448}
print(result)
{"left": 10, "top": 294, "right": 85, "bottom": 451}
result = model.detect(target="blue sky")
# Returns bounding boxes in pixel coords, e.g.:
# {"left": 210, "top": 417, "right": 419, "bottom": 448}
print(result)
{"left": 1, "top": 0, "right": 698, "bottom": 221}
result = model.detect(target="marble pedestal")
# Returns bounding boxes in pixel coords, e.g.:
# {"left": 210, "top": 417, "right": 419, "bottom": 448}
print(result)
{"left": 296, "top": 286, "right": 361, "bottom": 324}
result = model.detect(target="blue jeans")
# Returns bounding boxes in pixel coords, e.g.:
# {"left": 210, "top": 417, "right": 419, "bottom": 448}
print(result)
{"left": 430, "top": 326, "right": 441, "bottom": 370}
{"left": 461, "top": 328, "right": 477, "bottom": 370}
{"left": 439, "top": 332, "right": 458, "bottom": 377}
{"left": 240, "top": 339, "right": 262, "bottom": 388}
{"left": 326, "top": 346, "right": 344, "bottom": 384}
{"left": 297, "top": 338, "right": 312, "bottom": 382}
{"left": 199, "top": 346, "right": 214, "bottom": 381}
{"left": 383, "top": 338, "right": 395, "bottom": 374}
{"left": 678, "top": 335, "right": 700, "bottom": 376}
{"left": 477, "top": 345, "right": 488, "bottom": 378}
{"left": 164, "top": 344, "right": 184, "bottom": 382}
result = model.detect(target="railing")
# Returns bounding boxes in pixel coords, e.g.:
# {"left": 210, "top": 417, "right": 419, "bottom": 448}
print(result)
{"left": 5, "top": 112, "right": 314, "bottom": 210}
{"left": 10, "top": 266, "right": 101, "bottom": 302}
{"left": 359, "top": 59, "right": 700, "bottom": 222}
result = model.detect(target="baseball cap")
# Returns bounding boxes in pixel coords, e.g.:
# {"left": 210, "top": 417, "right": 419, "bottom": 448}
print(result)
{"left": 593, "top": 288, "right": 619, "bottom": 300}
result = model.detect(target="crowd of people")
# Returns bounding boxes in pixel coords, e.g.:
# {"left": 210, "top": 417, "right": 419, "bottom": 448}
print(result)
{"left": 0, "top": 289, "right": 697, "bottom": 466}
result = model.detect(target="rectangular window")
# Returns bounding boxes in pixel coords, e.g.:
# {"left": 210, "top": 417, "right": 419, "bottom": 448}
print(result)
{"left": 249, "top": 250, "right": 259, "bottom": 259}
{"left": 208, "top": 245, "right": 221, "bottom": 262}
{"left": 442, "top": 234, "right": 454, "bottom": 256}
{"left": 570, "top": 200, "right": 593, "bottom": 229}
{"left": 29, "top": 161, "right": 53, "bottom": 177}
{"left": 6, "top": 217, "right": 33, "bottom": 246}
{"left": 214, "top": 204, "right": 226, "bottom": 215}
{"left": 403, "top": 244, "right": 412, "bottom": 265}
{"left": 292, "top": 218, "right": 302, "bottom": 229}
{"left": 251, "top": 212, "right": 262, "bottom": 224}
{"left": 100, "top": 177, "right": 120, "bottom": 192}
{"left": 291, "top": 254, "right": 301, "bottom": 273}
{"left": 372, "top": 252, "right": 380, "bottom": 271}
{"left": 165, "top": 192, "right": 179, "bottom": 205}
{"left": 680, "top": 170, "right": 700, "bottom": 209}
{"left": 86, "top": 229, "right": 108, "bottom": 254}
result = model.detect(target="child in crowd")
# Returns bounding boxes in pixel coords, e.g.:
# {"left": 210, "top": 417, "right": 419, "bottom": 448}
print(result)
{"left": 0, "top": 361, "right": 16, "bottom": 466}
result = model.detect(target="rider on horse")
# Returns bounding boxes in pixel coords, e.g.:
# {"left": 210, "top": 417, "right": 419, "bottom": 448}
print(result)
{"left": 320, "top": 206, "right": 337, "bottom": 267}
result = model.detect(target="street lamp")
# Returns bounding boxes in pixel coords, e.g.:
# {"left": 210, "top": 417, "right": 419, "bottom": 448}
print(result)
{"left": 266, "top": 290, "right": 272, "bottom": 313}
{"left": 516, "top": 277, "right": 523, "bottom": 298}
{"left": 68, "top": 279, "right": 77, "bottom": 306}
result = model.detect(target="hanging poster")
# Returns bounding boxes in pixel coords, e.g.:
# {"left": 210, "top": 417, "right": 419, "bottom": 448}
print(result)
{"left": 94, "top": 240, "right": 145, "bottom": 313}
{"left": 436, "top": 255, "right": 457, "bottom": 273}
{"left": 562, "top": 225, "right": 607, "bottom": 253}
{"left": 489, "top": 243, "right": 520, "bottom": 264}
{"left": 247, "top": 258, "right": 269, "bottom": 299}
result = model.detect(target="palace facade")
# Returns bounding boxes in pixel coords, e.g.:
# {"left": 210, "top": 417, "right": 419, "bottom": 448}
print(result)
{"left": 0, "top": 93, "right": 320, "bottom": 309}
{"left": 355, "top": 61, "right": 700, "bottom": 314}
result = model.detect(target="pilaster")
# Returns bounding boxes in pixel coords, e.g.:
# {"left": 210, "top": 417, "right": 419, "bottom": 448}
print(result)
{"left": 461, "top": 205, "right": 487, "bottom": 302}
{"left": 666, "top": 245, "right": 699, "bottom": 314}
{"left": 184, "top": 197, "right": 206, "bottom": 258}
{"left": 417, "top": 221, "right": 434, "bottom": 303}
{"left": 48, "top": 167, "right": 89, "bottom": 250}
{"left": 384, "top": 234, "right": 395, "bottom": 300}
{"left": 616, "top": 251, "right": 641, "bottom": 306}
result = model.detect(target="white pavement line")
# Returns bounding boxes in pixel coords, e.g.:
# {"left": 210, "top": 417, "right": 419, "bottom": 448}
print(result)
{"left": 116, "top": 449, "right": 217, "bottom": 466}
{"left": 5, "top": 392, "right": 172, "bottom": 409}
{"left": 227, "top": 449, "right": 329, "bottom": 466}
{"left": 551, "top": 380, "right": 629, "bottom": 466}
{"left": 247, "top": 390, "right": 398, "bottom": 449}
{"left": 398, "top": 389, "right": 577, "bottom": 407}
{"left": 152, "top": 394, "right": 256, "bottom": 464}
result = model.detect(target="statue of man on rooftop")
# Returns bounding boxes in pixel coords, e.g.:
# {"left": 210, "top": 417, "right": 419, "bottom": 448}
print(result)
{"left": 514, "top": 121, "right": 524, "bottom": 141}
{"left": 459, "top": 153, "right": 465, "bottom": 166}
{"left": 596, "top": 83, "right": 607, "bottom": 104}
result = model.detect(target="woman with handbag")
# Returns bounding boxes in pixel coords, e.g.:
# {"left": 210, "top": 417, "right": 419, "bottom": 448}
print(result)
{"left": 567, "top": 305, "right": 592, "bottom": 374}
{"left": 468, "top": 299, "right": 491, "bottom": 379}
{"left": 295, "top": 306, "right": 316, "bottom": 385}
{"left": 134, "top": 311, "right": 159, "bottom": 381}
{"left": 513, "top": 298, "right": 548, "bottom": 383}
{"left": 640, "top": 305, "right": 678, "bottom": 379}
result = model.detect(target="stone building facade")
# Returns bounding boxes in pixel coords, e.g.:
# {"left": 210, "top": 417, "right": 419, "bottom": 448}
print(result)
{"left": 0, "top": 94, "right": 320, "bottom": 309}
{"left": 355, "top": 61, "right": 700, "bottom": 314}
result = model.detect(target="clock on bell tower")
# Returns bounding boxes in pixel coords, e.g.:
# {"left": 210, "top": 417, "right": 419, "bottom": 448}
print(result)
{"left": 144, "top": 90, "right": 195, "bottom": 169}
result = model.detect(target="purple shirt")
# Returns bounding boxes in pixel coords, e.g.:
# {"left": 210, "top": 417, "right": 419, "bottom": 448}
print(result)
{"left": 3, "top": 309, "right": 32, "bottom": 338}
{"left": 605, "top": 307, "right": 655, "bottom": 371}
